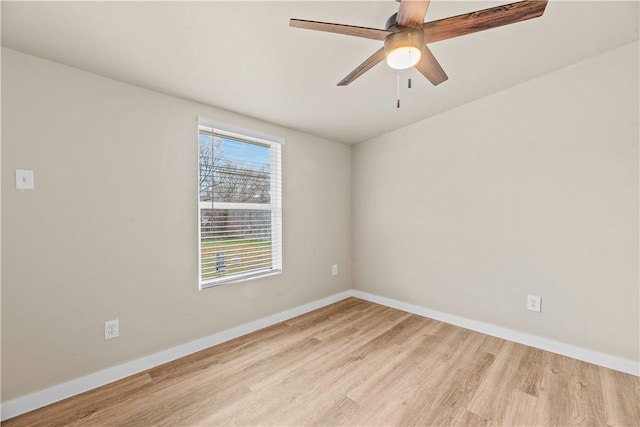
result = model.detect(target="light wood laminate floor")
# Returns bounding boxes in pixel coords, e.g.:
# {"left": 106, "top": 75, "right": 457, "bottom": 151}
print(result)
{"left": 3, "top": 297, "right": 639, "bottom": 426}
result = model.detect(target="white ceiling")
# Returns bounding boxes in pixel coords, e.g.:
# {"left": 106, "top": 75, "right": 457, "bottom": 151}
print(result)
{"left": 2, "top": 1, "right": 638, "bottom": 144}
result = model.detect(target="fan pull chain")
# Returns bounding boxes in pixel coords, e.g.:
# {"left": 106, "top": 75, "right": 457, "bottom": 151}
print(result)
{"left": 408, "top": 46, "right": 412, "bottom": 89}
{"left": 397, "top": 71, "right": 400, "bottom": 108}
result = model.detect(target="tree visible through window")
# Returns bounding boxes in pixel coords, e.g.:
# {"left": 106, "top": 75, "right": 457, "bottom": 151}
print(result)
{"left": 198, "top": 125, "right": 282, "bottom": 288}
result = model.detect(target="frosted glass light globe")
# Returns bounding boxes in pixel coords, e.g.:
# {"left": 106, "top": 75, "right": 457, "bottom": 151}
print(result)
{"left": 386, "top": 46, "right": 422, "bottom": 69}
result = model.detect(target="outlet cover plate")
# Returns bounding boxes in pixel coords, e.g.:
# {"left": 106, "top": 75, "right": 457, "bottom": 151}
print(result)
{"left": 527, "top": 295, "right": 541, "bottom": 312}
{"left": 16, "top": 170, "right": 34, "bottom": 190}
{"left": 105, "top": 319, "right": 119, "bottom": 340}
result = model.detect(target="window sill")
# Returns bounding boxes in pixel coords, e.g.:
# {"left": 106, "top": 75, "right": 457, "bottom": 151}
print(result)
{"left": 199, "top": 269, "right": 282, "bottom": 289}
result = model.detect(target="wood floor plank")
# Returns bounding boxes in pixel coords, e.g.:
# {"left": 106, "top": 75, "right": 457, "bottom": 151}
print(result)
{"left": 396, "top": 328, "right": 499, "bottom": 426}
{"left": 600, "top": 366, "right": 640, "bottom": 426}
{"left": 3, "top": 372, "right": 154, "bottom": 427}
{"left": 3, "top": 298, "right": 639, "bottom": 427}
{"left": 515, "top": 346, "right": 545, "bottom": 397}
{"left": 307, "top": 394, "right": 359, "bottom": 427}
{"left": 418, "top": 351, "right": 496, "bottom": 426}
{"left": 571, "top": 360, "right": 607, "bottom": 425}
{"left": 500, "top": 389, "right": 538, "bottom": 426}
{"left": 468, "top": 341, "right": 529, "bottom": 422}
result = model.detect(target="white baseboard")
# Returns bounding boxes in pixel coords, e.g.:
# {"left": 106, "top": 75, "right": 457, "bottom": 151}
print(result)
{"left": 352, "top": 290, "right": 640, "bottom": 377}
{"left": 0, "top": 290, "right": 354, "bottom": 421}
{"left": 4, "top": 289, "right": 637, "bottom": 421}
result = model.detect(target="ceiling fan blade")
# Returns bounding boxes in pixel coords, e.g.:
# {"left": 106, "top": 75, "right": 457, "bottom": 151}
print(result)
{"left": 337, "top": 48, "right": 386, "bottom": 86}
{"left": 414, "top": 46, "right": 448, "bottom": 86}
{"left": 422, "top": 0, "right": 548, "bottom": 43}
{"left": 396, "top": 0, "right": 431, "bottom": 28}
{"left": 290, "top": 19, "right": 391, "bottom": 41}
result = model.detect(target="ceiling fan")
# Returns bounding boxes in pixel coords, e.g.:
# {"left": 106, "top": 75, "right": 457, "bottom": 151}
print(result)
{"left": 290, "top": 0, "right": 548, "bottom": 87}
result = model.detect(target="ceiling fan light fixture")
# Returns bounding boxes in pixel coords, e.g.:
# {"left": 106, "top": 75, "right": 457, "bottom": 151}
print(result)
{"left": 384, "top": 30, "right": 423, "bottom": 70}
{"left": 386, "top": 46, "right": 422, "bottom": 69}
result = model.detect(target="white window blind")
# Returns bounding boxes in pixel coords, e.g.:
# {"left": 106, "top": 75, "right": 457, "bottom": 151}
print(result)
{"left": 198, "top": 122, "right": 282, "bottom": 288}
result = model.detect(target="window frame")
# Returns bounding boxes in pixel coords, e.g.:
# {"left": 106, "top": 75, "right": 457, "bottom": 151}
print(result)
{"left": 197, "top": 117, "right": 283, "bottom": 289}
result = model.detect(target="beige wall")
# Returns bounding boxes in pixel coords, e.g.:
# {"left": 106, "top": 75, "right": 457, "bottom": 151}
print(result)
{"left": 1, "top": 48, "right": 352, "bottom": 400}
{"left": 353, "top": 42, "right": 639, "bottom": 362}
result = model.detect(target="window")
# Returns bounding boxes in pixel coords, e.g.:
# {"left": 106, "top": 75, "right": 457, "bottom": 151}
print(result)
{"left": 198, "top": 120, "right": 282, "bottom": 288}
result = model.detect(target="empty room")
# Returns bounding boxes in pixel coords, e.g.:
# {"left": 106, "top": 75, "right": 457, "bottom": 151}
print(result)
{"left": 1, "top": 0, "right": 639, "bottom": 425}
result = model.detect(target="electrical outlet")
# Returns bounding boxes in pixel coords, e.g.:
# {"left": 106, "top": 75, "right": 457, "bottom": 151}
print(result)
{"left": 16, "top": 170, "right": 34, "bottom": 190}
{"left": 105, "top": 319, "right": 119, "bottom": 340}
{"left": 527, "top": 295, "right": 541, "bottom": 312}
{"left": 332, "top": 264, "right": 338, "bottom": 276}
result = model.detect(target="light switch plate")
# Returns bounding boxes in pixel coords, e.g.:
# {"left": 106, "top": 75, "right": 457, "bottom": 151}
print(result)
{"left": 16, "top": 170, "right": 34, "bottom": 190}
